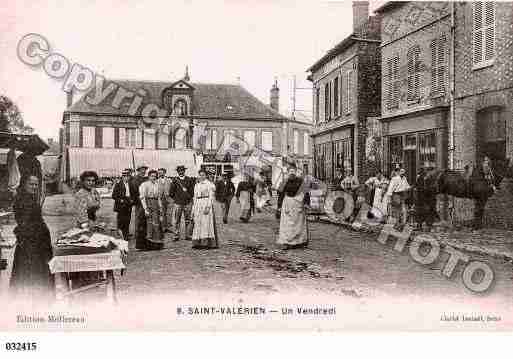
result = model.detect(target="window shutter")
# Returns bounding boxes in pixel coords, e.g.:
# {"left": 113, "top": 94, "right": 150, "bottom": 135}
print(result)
{"left": 392, "top": 57, "right": 400, "bottom": 108}
{"left": 430, "top": 39, "right": 437, "bottom": 94}
{"left": 484, "top": 2, "right": 495, "bottom": 61}
{"left": 437, "top": 35, "right": 446, "bottom": 94}
{"left": 473, "top": 2, "right": 483, "bottom": 65}
{"left": 135, "top": 128, "right": 142, "bottom": 148}
{"left": 386, "top": 59, "right": 392, "bottom": 109}
{"left": 118, "top": 128, "right": 125, "bottom": 148}
{"left": 94, "top": 127, "right": 102, "bottom": 148}
{"left": 407, "top": 47, "right": 420, "bottom": 101}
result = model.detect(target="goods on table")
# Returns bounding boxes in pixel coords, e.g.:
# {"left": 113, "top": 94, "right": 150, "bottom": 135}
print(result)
{"left": 55, "top": 225, "right": 123, "bottom": 256}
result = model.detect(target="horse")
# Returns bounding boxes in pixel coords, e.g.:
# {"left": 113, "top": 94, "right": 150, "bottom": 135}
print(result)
{"left": 418, "top": 158, "right": 513, "bottom": 229}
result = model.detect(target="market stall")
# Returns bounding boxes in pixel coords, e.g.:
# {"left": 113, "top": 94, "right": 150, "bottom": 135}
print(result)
{"left": 49, "top": 225, "right": 128, "bottom": 305}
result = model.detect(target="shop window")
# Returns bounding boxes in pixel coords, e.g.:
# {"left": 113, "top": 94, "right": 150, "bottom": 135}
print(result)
{"left": 388, "top": 135, "right": 403, "bottom": 176}
{"left": 419, "top": 132, "right": 437, "bottom": 170}
{"left": 477, "top": 108, "right": 506, "bottom": 162}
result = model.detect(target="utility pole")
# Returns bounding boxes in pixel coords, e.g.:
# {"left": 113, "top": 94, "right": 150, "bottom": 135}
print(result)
{"left": 292, "top": 75, "right": 296, "bottom": 121}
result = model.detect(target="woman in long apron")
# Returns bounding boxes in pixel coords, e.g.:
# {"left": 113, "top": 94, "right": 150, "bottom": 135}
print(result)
{"left": 191, "top": 169, "right": 218, "bottom": 249}
{"left": 277, "top": 164, "right": 309, "bottom": 249}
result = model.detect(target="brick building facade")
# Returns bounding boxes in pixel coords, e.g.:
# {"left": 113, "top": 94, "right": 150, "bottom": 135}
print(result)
{"left": 307, "top": 1, "right": 381, "bottom": 184}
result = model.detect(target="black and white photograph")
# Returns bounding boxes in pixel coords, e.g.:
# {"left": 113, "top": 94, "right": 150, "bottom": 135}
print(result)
{"left": 0, "top": 0, "right": 512, "bottom": 341}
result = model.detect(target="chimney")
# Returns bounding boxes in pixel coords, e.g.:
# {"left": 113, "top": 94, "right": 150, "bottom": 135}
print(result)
{"left": 352, "top": 1, "right": 369, "bottom": 34}
{"left": 66, "top": 90, "right": 73, "bottom": 108}
{"left": 270, "top": 78, "right": 279, "bottom": 112}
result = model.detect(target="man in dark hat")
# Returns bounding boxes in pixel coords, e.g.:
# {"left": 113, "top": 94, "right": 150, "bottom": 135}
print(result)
{"left": 130, "top": 165, "right": 149, "bottom": 249}
{"left": 112, "top": 168, "right": 133, "bottom": 240}
{"left": 215, "top": 171, "right": 235, "bottom": 224}
{"left": 169, "top": 165, "right": 195, "bottom": 240}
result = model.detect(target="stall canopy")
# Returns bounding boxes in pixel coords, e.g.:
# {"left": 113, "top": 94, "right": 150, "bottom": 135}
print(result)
{"left": 0, "top": 131, "right": 49, "bottom": 155}
{"left": 65, "top": 148, "right": 198, "bottom": 179}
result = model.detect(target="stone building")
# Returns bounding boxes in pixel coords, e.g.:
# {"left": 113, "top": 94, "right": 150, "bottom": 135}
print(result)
{"left": 307, "top": 1, "right": 381, "bottom": 184}
{"left": 61, "top": 71, "right": 312, "bottom": 181}
{"left": 375, "top": 1, "right": 451, "bottom": 184}
{"left": 376, "top": 1, "right": 513, "bottom": 226}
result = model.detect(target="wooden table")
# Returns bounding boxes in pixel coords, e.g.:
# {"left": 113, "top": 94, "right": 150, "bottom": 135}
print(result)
{"left": 48, "top": 248, "right": 127, "bottom": 305}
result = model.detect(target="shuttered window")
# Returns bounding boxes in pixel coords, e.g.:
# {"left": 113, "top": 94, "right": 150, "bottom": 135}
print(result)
{"left": 69, "top": 121, "right": 80, "bottom": 147}
{"left": 407, "top": 46, "right": 421, "bottom": 101}
{"left": 143, "top": 128, "right": 156, "bottom": 149}
{"left": 315, "top": 88, "right": 320, "bottom": 124}
{"left": 102, "top": 127, "right": 115, "bottom": 148}
{"left": 346, "top": 70, "right": 353, "bottom": 113}
{"left": 333, "top": 77, "right": 339, "bottom": 116}
{"left": 118, "top": 128, "right": 126, "bottom": 148}
{"left": 82, "top": 126, "right": 95, "bottom": 148}
{"left": 430, "top": 35, "right": 447, "bottom": 96}
{"left": 261, "top": 131, "right": 273, "bottom": 152}
{"left": 386, "top": 56, "right": 400, "bottom": 110}
{"left": 293, "top": 130, "right": 299, "bottom": 154}
{"left": 303, "top": 132, "right": 309, "bottom": 155}
{"left": 158, "top": 130, "right": 168, "bottom": 149}
{"left": 324, "top": 84, "right": 329, "bottom": 121}
{"left": 473, "top": 2, "right": 495, "bottom": 67}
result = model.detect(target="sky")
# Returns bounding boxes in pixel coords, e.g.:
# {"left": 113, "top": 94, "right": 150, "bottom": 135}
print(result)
{"left": 0, "top": 0, "right": 383, "bottom": 140}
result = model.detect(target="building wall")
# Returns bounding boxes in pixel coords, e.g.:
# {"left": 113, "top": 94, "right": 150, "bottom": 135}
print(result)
{"left": 453, "top": 1, "right": 513, "bottom": 170}
{"left": 380, "top": 2, "right": 451, "bottom": 118}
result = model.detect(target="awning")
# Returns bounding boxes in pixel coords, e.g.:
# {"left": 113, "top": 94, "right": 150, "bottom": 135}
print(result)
{"left": 65, "top": 148, "right": 198, "bottom": 178}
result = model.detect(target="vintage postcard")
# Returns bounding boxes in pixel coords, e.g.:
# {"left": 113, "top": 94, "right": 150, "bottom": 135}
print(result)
{"left": 0, "top": 0, "right": 512, "bottom": 337}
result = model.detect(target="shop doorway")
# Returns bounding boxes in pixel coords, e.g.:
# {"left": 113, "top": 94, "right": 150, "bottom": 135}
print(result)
{"left": 477, "top": 108, "right": 506, "bottom": 164}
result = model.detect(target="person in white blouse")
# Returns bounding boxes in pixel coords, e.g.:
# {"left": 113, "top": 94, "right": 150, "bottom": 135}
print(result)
{"left": 139, "top": 170, "right": 164, "bottom": 250}
{"left": 191, "top": 168, "right": 218, "bottom": 249}
{"left": 385, "top": 168, "right": 411, "bottom": 225}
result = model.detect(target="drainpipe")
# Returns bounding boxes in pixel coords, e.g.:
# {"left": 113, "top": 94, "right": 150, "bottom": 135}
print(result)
{"left": 449, "top": 1, "right": 456, "bottom": 170}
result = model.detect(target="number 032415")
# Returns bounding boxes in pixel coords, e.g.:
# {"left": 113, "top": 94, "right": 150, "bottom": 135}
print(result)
{"left": 5, "top": 342, "right": 38, "bottom": 351}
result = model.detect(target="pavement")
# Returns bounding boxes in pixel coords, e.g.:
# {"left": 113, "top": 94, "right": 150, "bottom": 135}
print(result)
{"left": 2, "top": 193, "right": 513, "bottom": 330}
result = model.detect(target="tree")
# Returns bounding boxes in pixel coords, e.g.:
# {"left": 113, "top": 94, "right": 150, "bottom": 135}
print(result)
{"left": 0, "top": 95, "right": 34, "bottom": 134}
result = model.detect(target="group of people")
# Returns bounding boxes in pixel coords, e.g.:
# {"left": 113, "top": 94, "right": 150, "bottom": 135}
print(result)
{"left": 332, "top": 166, "right": 413, "bottom": 226}
{"left": 109, "top": 165, "right": 220, "bottom": 250}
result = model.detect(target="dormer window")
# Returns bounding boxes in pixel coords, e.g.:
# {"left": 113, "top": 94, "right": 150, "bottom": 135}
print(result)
{"left": 173, "top": 99, "right": 188, "bottom": 116}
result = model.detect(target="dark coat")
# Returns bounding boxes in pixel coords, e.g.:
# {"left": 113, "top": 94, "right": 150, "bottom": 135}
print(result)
{"left": 215, "top": 179, "right": 235, "bottom": 202}
{"left": 170, "top": 176, "right": 195, "bottom": 205}
{"left": 129, "top": 175, "right": 146, "bottom": 207}
{"left": 112, "top": 180, "right": 133, "bottom": 212}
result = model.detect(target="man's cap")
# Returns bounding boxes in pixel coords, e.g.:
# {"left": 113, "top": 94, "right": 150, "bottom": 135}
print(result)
{"left": 122, "top": 168, "right": 131, "bottom": 175}
{"left": 158, "top": 168, "right": 167, "bottom": 172}
{"left": 176, "top": 165, "right": 187, "bottom": 171}
{"left": 137, "top": 165, "right": 148, "bottom": 171}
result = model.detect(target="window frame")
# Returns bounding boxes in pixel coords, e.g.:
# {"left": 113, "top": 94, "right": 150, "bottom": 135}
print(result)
{"left": 261, "top": 130, "right": 273, "bottom": 152}
{"left": 472, "top": 1, "right": 496, "bottom": 70}
{"left": 82, "top": 126, "right": 95, "bottom": 148}
{"left": 406, "top": 45, "right": 421, "bottom": 102}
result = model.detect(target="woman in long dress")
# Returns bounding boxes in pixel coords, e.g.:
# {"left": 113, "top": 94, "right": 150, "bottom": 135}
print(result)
{"left": 72, "top": 171, "right": 104, "bottom": 286}
{"left": 191, "top": 169, "right": 218, "bottom": 249}
{"left": 10, "top": 175, "right": 54, "bottom": 302}
{"left": 277, "top": 165, "right": 309, "bottom": 249}
{"left": 139, "top": 170, "right": 164, "bottom": 250}
{"left": 236, "top": 173, "right": 254, "bottom": 223}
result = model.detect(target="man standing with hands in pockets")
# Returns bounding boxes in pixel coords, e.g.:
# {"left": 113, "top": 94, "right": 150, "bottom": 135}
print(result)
{"left": 170, "top": 165, "right": 195, "bottom": 241}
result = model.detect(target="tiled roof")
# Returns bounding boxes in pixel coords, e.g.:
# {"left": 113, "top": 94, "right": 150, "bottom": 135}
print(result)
{"left": 66, "top": 79, "right": 288, "bottom": 121}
